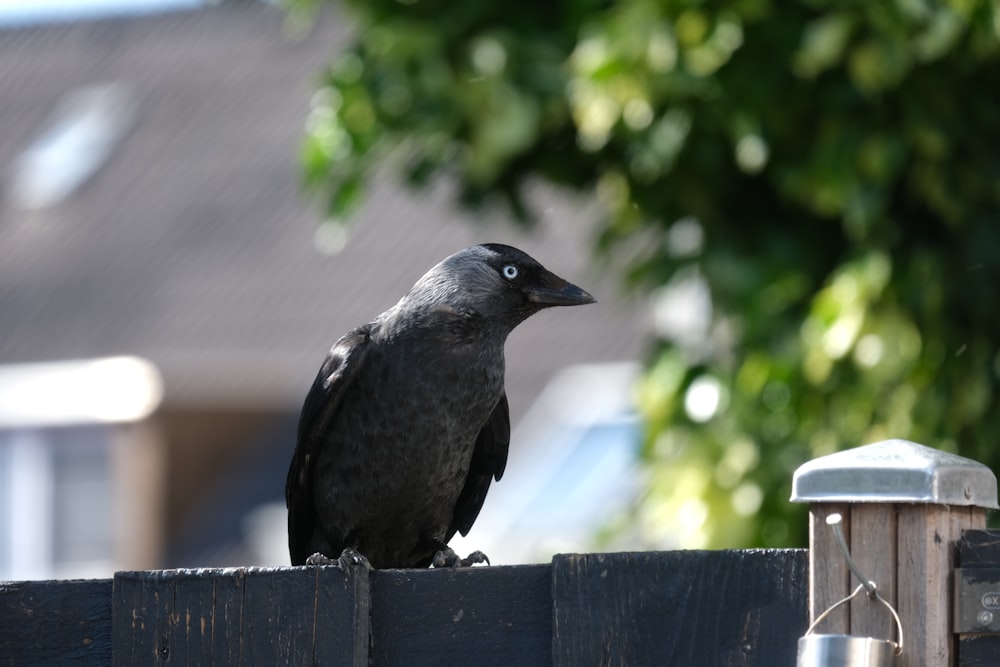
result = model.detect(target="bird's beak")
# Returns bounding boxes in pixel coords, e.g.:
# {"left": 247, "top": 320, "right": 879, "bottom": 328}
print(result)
{"left": 525, "top": 273, "right": 596, "bottom": 307}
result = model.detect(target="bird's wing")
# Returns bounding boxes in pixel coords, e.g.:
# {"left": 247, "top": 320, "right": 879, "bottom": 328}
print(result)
{"left": 448, "top": 392, "right": 511, "bottom": 539}
{"left": 285, "top": 325, "right": 374, "bottom": 565}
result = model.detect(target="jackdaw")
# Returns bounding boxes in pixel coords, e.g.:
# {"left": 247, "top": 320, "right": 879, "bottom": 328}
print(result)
{"left": 285, "top": 244, "right": 595, "bottom": 569}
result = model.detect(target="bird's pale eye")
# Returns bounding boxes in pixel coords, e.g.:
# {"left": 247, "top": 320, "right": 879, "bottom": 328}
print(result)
{"left": 502, "top": 264, "right": 519, "bottom": 280}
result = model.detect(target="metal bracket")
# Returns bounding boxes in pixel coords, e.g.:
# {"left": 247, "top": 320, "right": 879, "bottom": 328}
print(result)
{"left": 954, "top": 568, "right": 1000, "bottom": 634}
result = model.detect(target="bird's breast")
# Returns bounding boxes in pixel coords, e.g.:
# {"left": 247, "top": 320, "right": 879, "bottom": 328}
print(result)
{"left": 314, "top": 335, "right": 504, "bottom": 530}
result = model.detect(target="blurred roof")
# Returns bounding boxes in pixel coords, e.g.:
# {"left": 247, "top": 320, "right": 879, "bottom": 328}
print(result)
{"left": 0, "top": 4, "right": 648, "bottom": 418}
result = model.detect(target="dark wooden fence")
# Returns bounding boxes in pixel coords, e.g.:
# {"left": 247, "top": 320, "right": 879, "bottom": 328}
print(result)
{"left": 2, "top": 550, "right": 808, "bottom": 666}
{"left": 5, "top": 534, "right": 1000, "bottom": 665}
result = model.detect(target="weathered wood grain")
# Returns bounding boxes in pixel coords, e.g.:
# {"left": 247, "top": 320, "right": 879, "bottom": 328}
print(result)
{"left": 957, "top": 528, "right": 1000, "bottom": 566}
{"left": 848, "top": 504, "right": 897, "bottom": 643}
{"left": 958, "top": 637, "right": 1000, "bottom": 667}
{"left": 0, "top": 577, "right": 112, "bottom": 666}
{"left": 896, "top": 505, "right": 986, "bottom": 667}
{"left": 808, "top": 503, "right": 851, "bottom": 633}
{"left": 550, "top": 550, "right": 808, "bottom": 667}
{"left": 369, "top": 563, "right": 551, "bottom": 667}
{"left": 111, "top": 565, "right": 369, "bottom": 666}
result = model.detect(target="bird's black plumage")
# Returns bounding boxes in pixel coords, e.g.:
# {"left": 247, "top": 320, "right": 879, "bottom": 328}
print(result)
{"left": 285, "top": 244, "right": 594, "bottom": 568}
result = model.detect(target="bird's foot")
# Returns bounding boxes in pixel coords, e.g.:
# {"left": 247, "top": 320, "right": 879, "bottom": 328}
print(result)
{"left": 336, "top": 547, "right": 373, "bottom": 571}
{"left": 304, "top": 548, "right": 372, "bottom": 571}
{"left": 431, "top": 547, "right": 491, "bottom": 568}
{"left": 305, "top": 552, "right": 337, "bottom": 566}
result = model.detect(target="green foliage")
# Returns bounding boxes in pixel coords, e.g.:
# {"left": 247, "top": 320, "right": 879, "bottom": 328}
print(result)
{"left": 290, "top": 0, "right": 1000, "bottom": 548}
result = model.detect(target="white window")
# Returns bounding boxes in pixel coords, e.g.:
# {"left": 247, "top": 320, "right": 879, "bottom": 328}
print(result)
{"left": 0, "top": 357, "right": 163, "bottom": 581}
{"left": 0, "top": 425, "right": 115, "bottom": 581}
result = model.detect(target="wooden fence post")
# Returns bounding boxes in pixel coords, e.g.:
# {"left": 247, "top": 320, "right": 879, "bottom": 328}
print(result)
{"left": 791, "top": 439, "right": 998, "bottom": 667}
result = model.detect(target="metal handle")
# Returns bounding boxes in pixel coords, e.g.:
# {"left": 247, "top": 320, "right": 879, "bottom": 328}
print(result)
{"left": 804, "top": 583, "right": 904, "bottom": 656}
{"left": 805, "top": 513, "right": 904, "bottom": 656}
{"left": 827, "top": 513, "right": 878, "bottom": 597}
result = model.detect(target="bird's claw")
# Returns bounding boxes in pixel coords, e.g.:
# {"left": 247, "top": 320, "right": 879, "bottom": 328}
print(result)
{"left": 431, "top": 547, "right": 491, "bottom": 568}
{"left": 305, "top": 552, "right": 337, "bottom": 566}
{"left": 460, "top": 550, "right": 490, "bottom": 567}
{"left": 304, "top": 548, "right": 372, "bottom": 571}
{"left": 336, "top": 547, "right": 373, "bottom": 571}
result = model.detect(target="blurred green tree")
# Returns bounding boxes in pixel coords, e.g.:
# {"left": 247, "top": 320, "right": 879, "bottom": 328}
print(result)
{"left": 289, "top": 0, "right": 1000, "bottom": 548}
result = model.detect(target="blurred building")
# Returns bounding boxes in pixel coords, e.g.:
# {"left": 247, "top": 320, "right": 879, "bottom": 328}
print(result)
{"left": 0, "top": 2, "right": 648, "bottom": 579}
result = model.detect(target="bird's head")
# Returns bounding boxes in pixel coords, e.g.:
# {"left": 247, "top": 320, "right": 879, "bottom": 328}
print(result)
{"left": 405, "top": 244, "right": 595, "bottom": 332}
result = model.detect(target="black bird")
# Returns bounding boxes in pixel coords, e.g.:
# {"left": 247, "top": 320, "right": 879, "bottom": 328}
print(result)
{"left": 285, "top": 244, "right": 595, "bottom": 569}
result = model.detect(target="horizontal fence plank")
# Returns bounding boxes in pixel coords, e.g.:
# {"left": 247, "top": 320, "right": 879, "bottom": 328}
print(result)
{"left": 551, "top": 550, "right": 809, "bottom": 667}
{"left": 369, "top": 563, "right": 551, "bottom": 667}
{"left": 957, "top": 529, "right": 1000, "bottom": 566}
{"left": 2, "top": 549, "right": 810, "bottom": 665}
{"left": 958, "top": 637, "right": 1000, "bottom": 667}
{"left": 0, "top": 577, "right": 112, "bottom": 666}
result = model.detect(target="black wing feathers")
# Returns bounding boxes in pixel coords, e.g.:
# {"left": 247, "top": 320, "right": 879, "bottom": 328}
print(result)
{"left": 285, "top": 325, "right": 373, "bottom": 565}
{"left": 447, "top": 393, "right": 511, "bottom": 540}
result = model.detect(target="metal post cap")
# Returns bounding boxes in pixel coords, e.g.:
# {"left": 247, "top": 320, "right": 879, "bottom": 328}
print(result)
{"left": 790, "top": 439, "right": 999, "bottom": 508}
